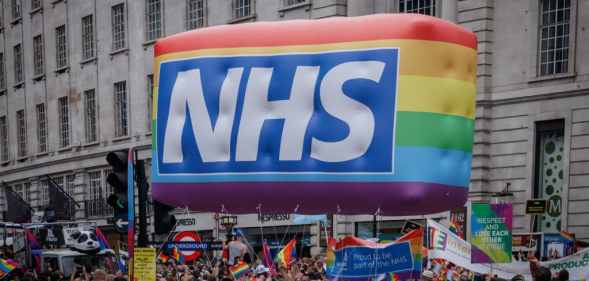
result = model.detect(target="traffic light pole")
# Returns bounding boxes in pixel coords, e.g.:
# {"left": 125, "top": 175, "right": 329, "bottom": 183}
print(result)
{"left": 136, "top": 159, "right": 149, "bottom": 247}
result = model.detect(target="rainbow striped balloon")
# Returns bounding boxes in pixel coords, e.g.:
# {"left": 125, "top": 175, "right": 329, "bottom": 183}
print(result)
{"left": 152, "top": 14, "right": 476, "bottom": 215}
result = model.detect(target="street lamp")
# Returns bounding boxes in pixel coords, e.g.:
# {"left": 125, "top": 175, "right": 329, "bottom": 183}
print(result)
{"left": 220, "top": 215, "right": 238, "bottom": 240}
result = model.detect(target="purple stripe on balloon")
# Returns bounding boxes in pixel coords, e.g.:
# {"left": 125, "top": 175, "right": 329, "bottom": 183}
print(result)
{"left": 152, "top": 182, "right": 467, "bottom": 215}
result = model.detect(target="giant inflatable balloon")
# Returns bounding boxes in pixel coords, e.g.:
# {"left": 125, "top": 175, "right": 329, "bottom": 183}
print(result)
{"left": 151, "top": 14, "right": 477, "bottom": 215}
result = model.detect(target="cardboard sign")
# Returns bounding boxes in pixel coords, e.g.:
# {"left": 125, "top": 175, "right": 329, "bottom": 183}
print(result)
{"left": 471, "top": 203, "right": 513, "bottom": 264}
{"left": 133, "top": 248, "right": 156, "bottom": 281}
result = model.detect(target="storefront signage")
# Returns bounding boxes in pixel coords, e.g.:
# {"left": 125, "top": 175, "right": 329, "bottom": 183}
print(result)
{"left": 258, "top": 214, "right": 290, "bottom": 223}
{"left": 525, "top": 200, "right": 547, "bottom": 214}
{"left": 177, "top": 218, "right": 196, "bottom": 227}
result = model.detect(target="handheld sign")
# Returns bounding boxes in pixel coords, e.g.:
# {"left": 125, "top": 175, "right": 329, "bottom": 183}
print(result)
{"left": 152, "top": 14, "right": 477, "bottom": 215}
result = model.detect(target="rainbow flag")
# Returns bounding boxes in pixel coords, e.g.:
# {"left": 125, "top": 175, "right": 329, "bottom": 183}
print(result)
{"left": 261, "top": 240, "right": 276, "bottom": 276}
{"left": 0, "top": 258, "right": 16, "bottom": 279}
{"left": 170, "top": 246, "right": 185, "bottom": 264}
{"left": 229, "top": 261, "right": 250, "bottom": 279}
{"left": 95, "top": 228, "right": 111, "bottom": 250}
{"left": 274, "top": 239, "right": 296, "bottom": 268}
{"left": 26, "top": 230, "right": 42, "bottom": 273}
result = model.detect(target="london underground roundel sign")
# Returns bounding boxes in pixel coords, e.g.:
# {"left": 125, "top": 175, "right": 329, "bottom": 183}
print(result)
{"left": 174, "top": 231, "right": 201, "bottom": 261}
{"left": 151, "top": 14, "right": 477, "bottom": 216}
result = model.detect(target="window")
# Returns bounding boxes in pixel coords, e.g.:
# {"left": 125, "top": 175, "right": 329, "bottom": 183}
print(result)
{"left": 0, "top": 116, "right": 8, "bottom": 162}
{"left": 14, "top": 44, "right": 23, "bottom": 84}
{"left": 81, "top": 15, "right": 95, "bottom": 60}
{"left": 283, "top": 0, "right": 306, "bottom": 6}
{"left": 0, "top": 53, "right": 5, "bottom": 90}
{"left": 399, "top": 0, "right": 436, "bottom": 16}
{"left": 233, "top": 0, "right": 252, "bottom": 19}
{"left": 12, "top": 183, "right": 30, "bottom": 202}
{"left": 36, "top": 103, "right": 47, "bottom": 153}
{"left": 16, "top": 110, "right": 26, "bottom": 157}
{"left": 31, "top": 0, "right": 41, "bottom": 10}
{"left": 86, "top": 169, "right": 113, "bottom": 217}
{"left": 114, "top": 81, "right": 128, "bottom": 137}
{"left": 58, "top": 96, "right": 70, "bottom": 148}
{"left": 145, "top": 0, "right": 162, "bottom": 41}
{"left": 84, "top": 89, "right": 97, "bottom": 143}
{"left": 12, "top": 0, "right": 22, "bottom": 20}
{"left": 147, "top": 75, "right": 153, "bottom": 131}
{"left": 533, "top": 120, "right": 565, "bottom": 233}
{"left": 39, "top": 180, "right": 49, "bottom": 207}
{"left": 33, "top": 35, "right": 44, "bottom": 76}
{"left": 538, "top": 0, "right": 571, "bottom": 76}
{"left": 111, "top": 4, "right": 126, "bottom": 50}
{"left": 186, "top": 0, "right": 205, "bottom": 30}
{"left": 55, "top": 25, "right": 68, "bottom": 69}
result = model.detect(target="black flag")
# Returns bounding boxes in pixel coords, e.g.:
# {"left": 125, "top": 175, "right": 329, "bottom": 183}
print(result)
{"left": 48, "top": 179, "right": 75, "bottom": 221}
{"left": 4, "top": 186, "right": 32, "bottom": 223}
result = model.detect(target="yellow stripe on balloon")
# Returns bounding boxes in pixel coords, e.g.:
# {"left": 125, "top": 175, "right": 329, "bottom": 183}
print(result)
{"left": 397, "top": 75, "right": 476, "bottom": 119}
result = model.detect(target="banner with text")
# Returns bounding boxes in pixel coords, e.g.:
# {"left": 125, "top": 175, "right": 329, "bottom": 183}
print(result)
{"left": 471, "top": 203, "right": 512, "bottom": 263}
{"left": 326, "top": 229, "right": 423, "bottom": 280}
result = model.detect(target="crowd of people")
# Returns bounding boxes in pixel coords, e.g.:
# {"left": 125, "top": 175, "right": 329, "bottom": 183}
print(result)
{"left": 1, "top": 236, "right": 578, "bottom": 281}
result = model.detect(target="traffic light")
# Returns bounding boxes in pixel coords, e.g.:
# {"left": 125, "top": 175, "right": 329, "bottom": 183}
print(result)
{"left": 106, "top": 150, "right": 129, "bottom": 217}
{"left": 153, "top": 200, "right": 176, "bottom": 234}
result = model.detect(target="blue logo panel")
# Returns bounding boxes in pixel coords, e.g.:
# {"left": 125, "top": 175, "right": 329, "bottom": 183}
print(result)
{"left": 156, "top": 49, "right": 399, "bottom": 175}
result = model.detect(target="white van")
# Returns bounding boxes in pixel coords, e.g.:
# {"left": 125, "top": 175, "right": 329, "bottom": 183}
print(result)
{"left": 41, "top": 249, "right": 125, "bottom": 277}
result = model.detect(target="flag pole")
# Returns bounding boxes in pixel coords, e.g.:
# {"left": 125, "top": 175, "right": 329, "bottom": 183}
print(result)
{"left": 45, "top": 175, "right": 81, "bottom": 207}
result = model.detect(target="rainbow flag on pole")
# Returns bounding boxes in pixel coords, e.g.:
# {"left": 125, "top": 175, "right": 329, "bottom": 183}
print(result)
{"left": 0, "top": 259, "right": 17, "bottom": 279}
{"left": 275, "top": 239, "right": 296, "bottom": 268}
{"left": 229, "top": 261, "right": 250, "bottom": 279}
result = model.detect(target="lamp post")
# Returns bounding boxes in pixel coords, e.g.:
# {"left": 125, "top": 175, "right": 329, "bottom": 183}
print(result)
{"left": 220, "top": 215, "right": 238, "bottom": 241}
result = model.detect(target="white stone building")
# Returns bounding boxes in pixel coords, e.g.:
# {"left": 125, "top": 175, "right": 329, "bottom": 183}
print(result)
{"left": 0, "top": 0, "right": 587, "bottom": 246}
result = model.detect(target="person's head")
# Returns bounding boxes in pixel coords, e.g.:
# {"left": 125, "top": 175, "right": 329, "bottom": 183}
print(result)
{"left": 511, "top": 275, "right": 525, "bottom": 281}
{"left": 94, "top": 269, "right": 107, "bottom": 281}
{"left": 533, "top": 266, "right": 552, "bottom": 281}
{"left": 421, "top": 271, "right": 434, "bottom": 281}
{"left": 558, "top": 269, "right": 569, "bottom": 281}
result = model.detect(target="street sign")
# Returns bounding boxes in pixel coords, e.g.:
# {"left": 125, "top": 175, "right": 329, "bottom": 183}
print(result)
{"left": 110, "top": 214, "right": 129, "bottom": 233}
{"left": 173, "top": 231, "right": 202, "bottom": 261}
{"left": 526, "top": 200, "right": 547, "bottom": 214}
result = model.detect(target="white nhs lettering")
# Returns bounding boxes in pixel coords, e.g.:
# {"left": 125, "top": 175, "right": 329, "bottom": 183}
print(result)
{"left": 162, "top": 61, "right": 385, "bottom": 164}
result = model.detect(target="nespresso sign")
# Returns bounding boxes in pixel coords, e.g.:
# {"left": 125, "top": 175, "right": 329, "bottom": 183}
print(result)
{"left": 257, "top": 214, "right": 290, "bottom": 222}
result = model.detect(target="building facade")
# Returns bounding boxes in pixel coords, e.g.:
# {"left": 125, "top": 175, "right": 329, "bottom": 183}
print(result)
{"left": 0, "top": 0, "right": 588, "bottom": 246}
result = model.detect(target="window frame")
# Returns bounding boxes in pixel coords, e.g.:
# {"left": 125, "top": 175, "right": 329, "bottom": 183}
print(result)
{"left": 0, "top": 116, "right": 8, "bottom": 162}
{"left": 397, "top": 0, "right": 439, "bottom": 17}
{"left": 0, "top": 53, "right": 5, "bottom": 91}
{"left": 113, "top": 81, "right": 128, "bottom": 138}
{"left": 185, "top": 0, "right": 206, "bottom": 30}
{"left": 16, "top": 109, "right": 27, "bottom": 158}
{"left": 81, "top": 15, "right": 95, "bottom": 61}
{"left": 33, "top": 34, "right": 45, "bottom": 77}
{"left": 58, "top": 96, "right": 70, "bottom": 148}
{"left": 12, "top": 0, "right": 22, "bottom": 21}
{"left": 145, "top": 0, "right": 163, "bottom": 42}
{"left": 528, "top": 0, "right": 577, "bottom": 81}
{"left": 13, "top": 44, "right": 23, "bottom": 85}
{"left": 84, "top": 89, "right": 98, "bottom": 143}
{"left": 55, "top": 25, "right": 68, "bottom": 70}
{"left": 111, "top": 3, "right": 127, "bottom": 51}
{"left": 31, "top": 0, "right": 41, "bottom": 11}
{"left": 36, "top": 103, "right": 47, "bottom": 153}
{"left": 232, "top": 0, "right": 254, "bottom": 20}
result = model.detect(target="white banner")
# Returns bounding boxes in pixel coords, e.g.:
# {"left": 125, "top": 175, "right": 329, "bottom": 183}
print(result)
{"left": 427, "top": 220, "right": 589, "bottom": 281}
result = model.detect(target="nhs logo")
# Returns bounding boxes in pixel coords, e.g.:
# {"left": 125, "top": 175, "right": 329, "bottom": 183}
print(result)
{"left": 156, "top": 48, "right": 399, "bottom": 177}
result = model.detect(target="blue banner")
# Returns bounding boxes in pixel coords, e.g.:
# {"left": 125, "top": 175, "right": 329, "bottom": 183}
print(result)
{"left": 326, "top": 241, "right": 413, "bottom": 278}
